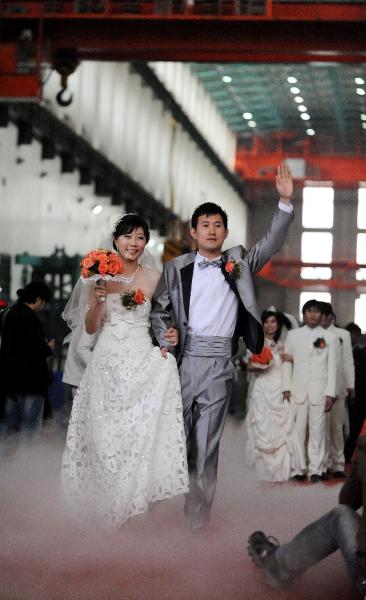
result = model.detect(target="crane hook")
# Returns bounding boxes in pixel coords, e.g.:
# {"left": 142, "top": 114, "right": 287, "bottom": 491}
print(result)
{"left": 53, "top": 51, "right": 79, "bottom": 107}
{"left": 56, "top": 86, "right": 73, "bottom": 107}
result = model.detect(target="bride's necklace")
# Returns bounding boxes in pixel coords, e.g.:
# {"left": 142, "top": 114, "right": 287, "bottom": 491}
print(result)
{"left": 120, "top": 264, "right": 140, "bottom": 285}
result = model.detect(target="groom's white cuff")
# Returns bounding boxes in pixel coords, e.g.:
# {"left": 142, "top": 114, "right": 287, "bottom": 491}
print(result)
{"left": 278, "top": 200, "right": 293, "bottom": 213}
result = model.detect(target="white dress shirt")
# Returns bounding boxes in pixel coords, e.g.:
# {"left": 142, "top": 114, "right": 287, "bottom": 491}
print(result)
{"left": 278, "top": 200, "right": 293, "bottom": 214}
{"left": 188, "top": 252, "right": 238, "bottom": 337}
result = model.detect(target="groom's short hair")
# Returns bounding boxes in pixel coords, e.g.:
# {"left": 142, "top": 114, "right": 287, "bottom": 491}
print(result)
{"left": 302, "top": 299, "right": 320, "bottom": 314}
{"left": 191, "top": 203, "right": 228, "bottom": 230}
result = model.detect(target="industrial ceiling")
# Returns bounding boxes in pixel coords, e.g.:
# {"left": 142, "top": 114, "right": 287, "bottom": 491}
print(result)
{"left": 191, "top": 63, "right": 366, "bottom": 155}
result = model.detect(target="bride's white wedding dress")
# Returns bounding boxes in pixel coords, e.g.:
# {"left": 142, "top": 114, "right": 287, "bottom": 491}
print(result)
{"left": 245, "top": 340, "right": 303, "bottom": 481}
{"left": 61, "top": 294, "right": 189, "bottom": 527}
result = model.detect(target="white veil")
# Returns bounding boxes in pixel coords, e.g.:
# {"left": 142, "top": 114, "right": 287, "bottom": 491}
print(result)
{"left": 62, "top": 212, "right": 163, "bottom": 386}
{"left": 62, "top": 278, "right": 91, "bottom": 341}
{"left": 62, "top": 278, "right": 97, "bottom": 387}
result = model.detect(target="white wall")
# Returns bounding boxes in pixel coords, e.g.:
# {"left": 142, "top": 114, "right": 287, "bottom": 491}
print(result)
{"left": 150, "top": 62, "right": 236, "bottom": 171}
{"left": 0, "top": 124, "right": 122, "bottom": 297}
{"left": 43, "top": 61, "right": 247, "bottom": 247}
{"left": 0, "top": 61, "right": 249, "bottom": 297}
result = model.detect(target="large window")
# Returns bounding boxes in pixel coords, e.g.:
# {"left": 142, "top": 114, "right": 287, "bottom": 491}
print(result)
{"left": 299, "top": 186, "right": 334, "bottom": 320}
{"left": 356, "top": 189, "right": 366, "bottom": 281}
{"left": 299, "top": 291, "right": 331, "bottom": 321}
{"left": 355, "top": 189, "right": 366, "bottom": 328}
{"left": 355, "top": 294, "right": 366, "bottom": 332}
{"left": 301, "top": 232, "right": 333, "bottom": 264}
{"left": 357, "top": 188, "right": 366, "bottom": 229}
{"left": 302, "top": 187, "right": 334, "bottom": 229}
{"left": 300, "top": 187, "right": 334, "bottom": 282}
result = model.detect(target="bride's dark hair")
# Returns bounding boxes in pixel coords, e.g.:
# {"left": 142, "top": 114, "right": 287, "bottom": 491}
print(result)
{"left": 261, "top": 308, "right": 292, "bottom": 343}
{"left": 113, "top": 214, "right": 150, "bottom": 250}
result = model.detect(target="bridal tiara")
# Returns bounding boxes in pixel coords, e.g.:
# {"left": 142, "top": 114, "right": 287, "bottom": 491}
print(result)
{"left": 265, "top": 305, "right": 278, "bottom": 313}
{"left": 112, "top": 213, "right": 139, "bottom": 236}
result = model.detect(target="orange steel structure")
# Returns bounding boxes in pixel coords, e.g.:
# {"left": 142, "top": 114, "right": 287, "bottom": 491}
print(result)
{"left": 236, "top": 135, "right": 366, "bottom": 187}
{"left": 258, "top": 260, "right": 366, "bottom": 291}
{"left": 1, "top": 1, "right": 366, "bottom": 100}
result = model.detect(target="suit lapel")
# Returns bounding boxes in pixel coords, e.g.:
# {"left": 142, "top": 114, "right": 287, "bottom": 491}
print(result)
{"left": 180, "top": 261, "right": 195, "bottom": 320}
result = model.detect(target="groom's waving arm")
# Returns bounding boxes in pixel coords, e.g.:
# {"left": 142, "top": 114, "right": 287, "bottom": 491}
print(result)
{"left": 247, "top": 163, "right": 294, "bottom": 275}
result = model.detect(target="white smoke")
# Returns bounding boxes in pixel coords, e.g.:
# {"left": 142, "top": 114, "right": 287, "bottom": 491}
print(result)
{"left": 0, "top": 421, "right": 352, "bottom": 600}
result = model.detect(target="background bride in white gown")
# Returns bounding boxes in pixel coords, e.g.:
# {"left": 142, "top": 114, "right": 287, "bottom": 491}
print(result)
{"left": 61, "top": 214, "right": 189, "bottom": 528}
{"left": 245, "top": 308, "right": 303, "bottom": 481}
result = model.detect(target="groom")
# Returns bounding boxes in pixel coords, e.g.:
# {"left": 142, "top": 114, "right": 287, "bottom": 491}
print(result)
{"left": 151, "top": 164, "right": 294, "bottom": 529}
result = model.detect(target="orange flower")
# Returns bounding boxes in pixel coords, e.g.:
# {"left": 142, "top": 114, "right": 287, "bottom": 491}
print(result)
{"left": 250, "top": 346, "right": 273, "bottom": 365}
{"left": 90, "top": 250, "right": 100, "bottom": 262}
{"left": 107, "top": 254, "right": 124, "bottom": 275}
{"left": 82, "top": 255, "right": 94, "bottom": 269}
{"left": 98, "top": 258, "right": 109, "bottom": 276}
{"left": 133, "top": 288, "right": 145, "bottom": 305}
{"left": 81, "top": 267, "right": 90, "bottom": 278}
{"left": 225, "top": 261, "right": 235, "bottom": 273}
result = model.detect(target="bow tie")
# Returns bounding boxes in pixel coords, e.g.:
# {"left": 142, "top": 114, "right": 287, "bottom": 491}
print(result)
{"left": 198, "top": 258, "right": 222, "bottom": 269}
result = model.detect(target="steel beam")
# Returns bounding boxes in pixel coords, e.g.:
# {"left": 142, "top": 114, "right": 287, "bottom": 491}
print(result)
{"left": 1, "top": 13, "right": 366, "bottom": 64}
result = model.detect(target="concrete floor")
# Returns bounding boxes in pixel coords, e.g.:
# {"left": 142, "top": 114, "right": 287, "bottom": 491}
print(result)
{"left": 0, "top": 422, "right": 354, "bottom": 600}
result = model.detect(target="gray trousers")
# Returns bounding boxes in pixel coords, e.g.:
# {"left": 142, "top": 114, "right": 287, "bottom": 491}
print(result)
{"left": 274, "top": 505, "right": 361, "bottom": 590}
{"left": 179, "top": 335, "right": 233, "bottom": 525}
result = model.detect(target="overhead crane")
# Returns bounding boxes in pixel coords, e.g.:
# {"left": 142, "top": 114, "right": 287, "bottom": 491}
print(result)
{"left": 0, "top": 0, "right": 366, "bottom": 102}
{"left": 1, "top": 2, "right": 365, "bottom": 182}
{"left": 236, "top": 134, "right": 366, "bottom": 188}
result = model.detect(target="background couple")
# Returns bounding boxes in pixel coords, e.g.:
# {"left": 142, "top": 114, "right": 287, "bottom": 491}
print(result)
{"left": 61, "top": 164, "right": 293, "bottom": 529}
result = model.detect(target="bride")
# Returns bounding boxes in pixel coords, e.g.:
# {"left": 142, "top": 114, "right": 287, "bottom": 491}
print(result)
{"left": 61, "top": 214, "right": 189, "bottom": 527}
{"left": 245, "top": 307, "right": 303, "bottom": 481}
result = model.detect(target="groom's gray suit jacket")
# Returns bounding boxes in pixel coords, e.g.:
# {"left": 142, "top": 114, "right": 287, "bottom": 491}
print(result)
{"left": 151, "top": 207, "right": 293, "bottom": 362}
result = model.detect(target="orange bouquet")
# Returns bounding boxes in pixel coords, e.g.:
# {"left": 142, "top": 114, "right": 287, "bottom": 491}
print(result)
{"left": 80, "top": 249, "right": 124, "bottom": 280}
{"left": 250, "top": 346, "right": 273, "bottom": 367}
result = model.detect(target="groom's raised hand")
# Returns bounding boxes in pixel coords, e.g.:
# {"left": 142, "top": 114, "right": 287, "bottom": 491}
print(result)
{"left": 275, "top": 163, "right": 293, "bottom": 203}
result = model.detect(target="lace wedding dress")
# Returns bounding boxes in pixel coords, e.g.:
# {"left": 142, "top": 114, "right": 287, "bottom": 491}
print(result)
{"left": 245, "top": 340, "right": 303, "bottom": 481}
{"left": 61, "top": 294, "right": 189, "bottom": 527}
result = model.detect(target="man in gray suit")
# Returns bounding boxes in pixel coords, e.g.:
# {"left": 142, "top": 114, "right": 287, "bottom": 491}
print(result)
{"left": 151, "top": 164, "right": 294, "bottom": 530}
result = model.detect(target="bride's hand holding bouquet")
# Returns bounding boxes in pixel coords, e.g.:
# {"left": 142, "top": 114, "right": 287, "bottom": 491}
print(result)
{"left": 81, "top": 249, "right": 124, "bottom": 303}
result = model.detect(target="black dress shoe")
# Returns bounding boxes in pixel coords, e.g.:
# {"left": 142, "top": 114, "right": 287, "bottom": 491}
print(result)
{"left": 332, "top": 471, "right": 346, "bottom": 479}
{"left": 310, "top": 474, "right": 322, "bottom": 483}
{"left": 289, "top": 474, "right": 306, "bottom": 482}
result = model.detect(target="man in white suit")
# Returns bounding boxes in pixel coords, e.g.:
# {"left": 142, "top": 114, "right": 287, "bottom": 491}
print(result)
{"left": 282, "top": 299, "right": 337, "bottom": 483}
{"left": 319, "top": 302, "right": 355, "bottom": 478}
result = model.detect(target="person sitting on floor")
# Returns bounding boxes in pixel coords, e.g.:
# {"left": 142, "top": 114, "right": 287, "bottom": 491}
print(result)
{"left": 247, "top": 432, "right": 366, "bottom": 598}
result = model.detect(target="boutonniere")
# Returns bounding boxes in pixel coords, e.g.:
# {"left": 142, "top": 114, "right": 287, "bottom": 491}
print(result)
{"left": 314, "top": 337, "right": 327, "bottom": 349}
{"left": 224, "top": 258, "right": 241, "bottom": 280}
{"left": 120, "top": 288, "right": 145, "bottom": 311}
